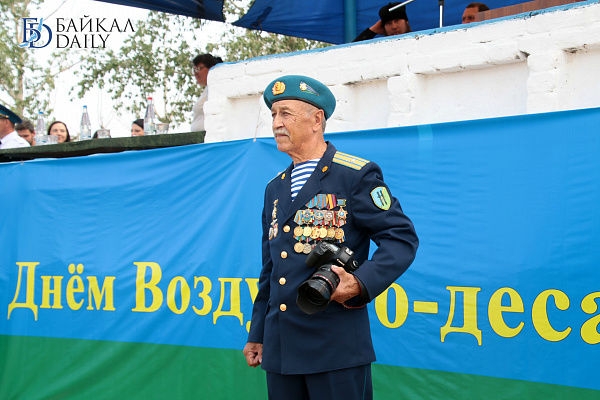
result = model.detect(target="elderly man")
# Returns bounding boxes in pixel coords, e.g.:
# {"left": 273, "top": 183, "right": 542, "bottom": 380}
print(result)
{"left": 0, "top": 105, "right": 30, "bottom": 149}
{"left": 243, "top": 75, "right": 419, "bottom": 400}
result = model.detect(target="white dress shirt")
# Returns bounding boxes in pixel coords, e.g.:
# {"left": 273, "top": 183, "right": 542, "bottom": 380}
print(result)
{"left": 190, "top": 89, "right": 208, "bottom": 133}
{"left": 0, "top": 130, "right": 31, "bottom": 149}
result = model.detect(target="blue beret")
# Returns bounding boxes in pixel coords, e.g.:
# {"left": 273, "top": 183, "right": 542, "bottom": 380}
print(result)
{"left": 0, "top": 104, "right": 22, "bottom": 125}
{"left": 264, "top": 75, "right": 336, "bottom": 119}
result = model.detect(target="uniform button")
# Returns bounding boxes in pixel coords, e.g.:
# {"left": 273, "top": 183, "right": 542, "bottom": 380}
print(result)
{"left": 279, "top": 277, "right": 286, "bottom": 285}
{"left": 281, "top": 251, "right": 288, "bottom": 259}
{"left": 280, "top": 304, "right": 287, "bottom": 312}
{"left": 283, "top": 225, "right": 290, "bottom": 233}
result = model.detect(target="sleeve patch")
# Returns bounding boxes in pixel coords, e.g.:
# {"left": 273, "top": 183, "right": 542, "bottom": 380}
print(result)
{"left": 332, "top": 151, "right": 369, "bottom": 170}
{"left": 370, "top": 186, "right": 391, "bottom": 210}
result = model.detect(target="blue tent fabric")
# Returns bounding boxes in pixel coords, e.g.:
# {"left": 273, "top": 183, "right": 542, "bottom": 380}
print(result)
{"left": 94, "top": 0, "right": 225, "bottom": 21}
{"left": 234, "top": 0, "right": 528, "bottom": 44}
{"left": 94, "top": 0, "right": 583, "bottom": 44}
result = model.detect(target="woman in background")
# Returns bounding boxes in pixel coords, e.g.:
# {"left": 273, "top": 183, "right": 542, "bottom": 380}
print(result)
{"left": 131, "top": 119, "right": 144, "bottom": 136}
{"left": 47, "top": 121, "right": 71, "bottom": 143}
{"left": 190, "top": 53, "right": 223, "bottom": 133}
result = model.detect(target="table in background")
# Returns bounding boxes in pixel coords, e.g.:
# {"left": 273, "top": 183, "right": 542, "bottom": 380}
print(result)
{"left": 0, "top": 131, "right": 205, "bottom": 163}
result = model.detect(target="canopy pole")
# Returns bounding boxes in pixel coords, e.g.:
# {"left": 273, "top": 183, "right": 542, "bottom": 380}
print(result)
{"left": 344, "top": 0, "right": 357, "bottom": 43}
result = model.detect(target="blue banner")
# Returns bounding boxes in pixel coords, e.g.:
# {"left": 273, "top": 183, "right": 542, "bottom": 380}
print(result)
{"left": 2, "top": 107, "right": 599, "bottom": 393}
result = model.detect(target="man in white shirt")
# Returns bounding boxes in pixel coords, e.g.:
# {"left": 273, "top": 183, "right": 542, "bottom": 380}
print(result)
{"left": 0, "top": 105, "right": 30, "bottom": 150}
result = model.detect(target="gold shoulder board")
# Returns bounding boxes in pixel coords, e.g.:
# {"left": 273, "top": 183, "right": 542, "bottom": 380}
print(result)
{"left": 332, "top": 151, "right": 369, "bottom": 170}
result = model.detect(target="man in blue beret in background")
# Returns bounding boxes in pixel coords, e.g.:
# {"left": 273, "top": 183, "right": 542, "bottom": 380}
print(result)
{"left": 0, "top": 105, "right": 30, "bottom": 149}
{"left": 243, "top": 75, "right": 419, "bottom": 399}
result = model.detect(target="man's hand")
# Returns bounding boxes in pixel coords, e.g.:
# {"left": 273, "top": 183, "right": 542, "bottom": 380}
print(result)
{"left": 243, "top": 342, "right": 263, "bottom": 367}
{"left": 329, "top": 266, "right": 361, "bottom": 304}
{"left": 369, "top": 20, "right": 386, "bottom": 35}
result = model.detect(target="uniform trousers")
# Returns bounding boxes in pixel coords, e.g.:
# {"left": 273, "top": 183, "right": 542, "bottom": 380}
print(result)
{"left": 266, "top": 364, "right": 372, "bottom": 400}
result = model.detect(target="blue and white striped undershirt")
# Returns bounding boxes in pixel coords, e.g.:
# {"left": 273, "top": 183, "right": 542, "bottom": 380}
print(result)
{"left": 291, "top": 159, "right": 320, "bottom": 200}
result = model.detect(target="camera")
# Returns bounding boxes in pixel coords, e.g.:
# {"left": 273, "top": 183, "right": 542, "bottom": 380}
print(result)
{"left": 296, "top": 241, "right": 359, "bottom": 314}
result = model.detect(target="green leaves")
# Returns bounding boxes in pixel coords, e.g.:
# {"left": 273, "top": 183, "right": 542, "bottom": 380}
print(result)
{"left": 0, "top": 0, "right": 54, "bottom": 119}
{"left": 2, "top": 0, "right": 330, "bottom": 128}
{"left": 74, "top": 11, "right": 203, "bottom": 125}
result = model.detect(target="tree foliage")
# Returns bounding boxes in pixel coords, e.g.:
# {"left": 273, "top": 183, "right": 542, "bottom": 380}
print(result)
{"left": 206, "top": 1, "right": 330, "bottom": 61}
{"left": 74, "top": 12, "right": 204, "bottom": 124}
{"left": 0, "top": 0, "right": 55, "bottom": 120}
{"left": 73, "top": 0, "right": 330, "bottom": 125}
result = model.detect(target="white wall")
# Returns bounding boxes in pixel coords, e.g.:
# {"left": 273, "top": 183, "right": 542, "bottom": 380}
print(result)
{"left": 204, "top": 1, "right": 600, "bottom": 142}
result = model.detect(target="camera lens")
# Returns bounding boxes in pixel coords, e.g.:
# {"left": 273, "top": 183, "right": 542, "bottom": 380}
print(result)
{"left": 296, "top": 265, "right": 340, "bottom": 314}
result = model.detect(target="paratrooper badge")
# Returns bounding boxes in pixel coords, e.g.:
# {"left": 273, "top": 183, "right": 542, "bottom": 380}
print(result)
{"left": 371, "top": 186, "right": 391, "bottom": 211}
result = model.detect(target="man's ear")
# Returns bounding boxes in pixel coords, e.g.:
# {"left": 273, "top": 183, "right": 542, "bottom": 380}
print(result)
{"left": 313, "top": 109, "right": 325, "bottom": 131}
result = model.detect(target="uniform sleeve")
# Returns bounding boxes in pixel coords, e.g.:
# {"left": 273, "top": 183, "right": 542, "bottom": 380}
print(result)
{"left": 349, "top": 162, "right": 419, "bottom": 302}
{"left": 247, "top": 193, "right": 273, "bottom": 343}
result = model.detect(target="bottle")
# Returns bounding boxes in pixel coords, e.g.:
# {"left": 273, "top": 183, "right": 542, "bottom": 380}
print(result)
{"left": 144, "top": 96, "right": 156, "bottom": 135}
{"left": 80, "top": 105, "right": 92, "bottom": 140}
{"left": 34, "top": 111, "right": 48, "bottom": 145}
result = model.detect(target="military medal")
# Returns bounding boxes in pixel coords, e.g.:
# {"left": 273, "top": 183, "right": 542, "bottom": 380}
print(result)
{"left": 334, "top": 227, "right": 345, "bottom": 240}
{"left": 314, "top": 210, "right": 324, "bottom": 223}
{"left": 269, "top": 199, "right": 279, "bottom": 240}
{"left": 302, "top": 209, "right": 313, "bottom": 224}
{"left": 310, "top": 226, "right": 320, "bottom": 239}
{"left": 337, "top": 207, "right": 347, "bottom": 222}
{"left": 303, "top": 243, "right": 312, "bottom": 254}
{"left": 294, "top": 226, "right": 304, "bottom": 237}
{"left": 294, "top": 242, "right": 305, "bottom": 253}
{"left": 303, "top": 226, "right": 312, "bottom": 237}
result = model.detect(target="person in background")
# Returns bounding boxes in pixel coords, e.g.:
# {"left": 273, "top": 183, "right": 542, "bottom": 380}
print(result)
{"left": 190, "top": 53, "right": 223, "bottom": 133}
{"left": 16, "top": 119, "right": 36, "bottom": 146}
{"left": 353, "top": 2, "right": 411, "bottom": 42}
{"left": 47, "top": 121, "right": 71, "bottom": 143}
{"left": 462, "top": 2, "right": 490, "bottom": 23}
{"left": 243, "top": 75, "right": 419, "bottom": 399}
{"left": 131, "top": 119, "right": 144, "bottom": 136}
{"left": 0, "top": 104, "right": 30, "bottom": 149}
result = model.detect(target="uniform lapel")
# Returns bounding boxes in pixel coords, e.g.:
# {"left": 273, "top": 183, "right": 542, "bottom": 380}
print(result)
{"left": 281, "top": 142, "right": 336, "bottom": 223}
{"left": 275, "top": 163, "right": 294, "bottom": 222}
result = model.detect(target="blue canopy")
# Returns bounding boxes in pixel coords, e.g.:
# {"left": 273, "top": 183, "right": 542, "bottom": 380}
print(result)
{"left": 234, "top": 0, "right": 525, "bottom": 44}
{"left": 94, "top": 0, "right": 529, "bottom": 44}
{"left": 94, "top": 0, "right": 225, "bottom": 21}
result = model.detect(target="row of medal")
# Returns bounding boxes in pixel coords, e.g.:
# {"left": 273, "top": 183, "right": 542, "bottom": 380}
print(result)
{"left": 292, "top": 225, "right": 346, "bottom": 254}
{"left": 292, "top": 205, "right": 348, "bottom": 254}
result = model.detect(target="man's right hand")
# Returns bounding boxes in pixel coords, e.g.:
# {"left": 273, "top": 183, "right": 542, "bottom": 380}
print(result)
{"left": 369, "top": 20, "right": 385, "bottom": 35}
{"left": 243, "top": 342, "right": 263, "bottom": 367}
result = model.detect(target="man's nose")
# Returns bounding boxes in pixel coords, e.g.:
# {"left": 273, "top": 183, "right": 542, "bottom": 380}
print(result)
{"left": 272, "top": 113, "right": 283, "bottom": 128}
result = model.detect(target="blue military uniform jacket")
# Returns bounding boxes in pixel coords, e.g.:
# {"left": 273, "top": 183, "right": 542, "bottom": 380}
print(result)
{"left": 248, "top": 142, "right": 418, "bottom": 375}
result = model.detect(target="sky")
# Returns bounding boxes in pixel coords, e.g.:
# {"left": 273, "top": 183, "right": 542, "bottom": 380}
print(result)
{"left": 24, "top": 0, "right": 225, "bottom": 138}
